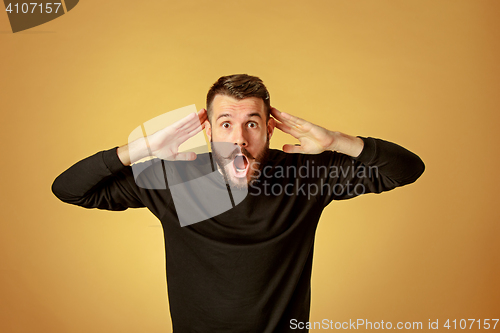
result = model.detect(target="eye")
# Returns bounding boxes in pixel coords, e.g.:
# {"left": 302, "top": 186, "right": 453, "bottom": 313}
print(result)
{"left": 222, "top": 122, "right": 230, "bottom": 129}
{"left": 247, "top": 122, "right": 257, "bottom": 128}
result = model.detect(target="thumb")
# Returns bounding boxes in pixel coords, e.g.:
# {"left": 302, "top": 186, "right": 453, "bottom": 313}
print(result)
{"left": 175, "top": 152, "right": 197, "bottom": 161}
{"left": 283, "top": 144, "right": 304, "bottom": 154}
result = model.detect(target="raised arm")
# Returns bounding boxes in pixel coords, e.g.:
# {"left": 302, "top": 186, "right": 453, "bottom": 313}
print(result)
{"left": 52, "top": 109, "right": 208, "bottom": 210}
{"left": 271, "top": 107, "right": 425, "bottom": 202}
{"left": 51, "top": 147, "right": 144, "bottom": 210}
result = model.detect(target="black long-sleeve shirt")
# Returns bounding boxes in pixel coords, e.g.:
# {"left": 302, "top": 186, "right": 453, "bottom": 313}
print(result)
{"left": 52, "top": 137, "right": 424, "bottom": 332}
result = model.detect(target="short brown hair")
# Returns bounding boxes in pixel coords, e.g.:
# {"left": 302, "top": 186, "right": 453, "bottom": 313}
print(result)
{"left": 206, "top": 74, "right": 271, "bottom": 123}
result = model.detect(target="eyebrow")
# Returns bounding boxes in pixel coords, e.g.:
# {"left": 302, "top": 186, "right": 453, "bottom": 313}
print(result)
{"left": 216, "top": 112, "right": 262, "bottom": 121}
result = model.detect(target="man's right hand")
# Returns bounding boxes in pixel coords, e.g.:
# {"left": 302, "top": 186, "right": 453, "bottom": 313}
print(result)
{"left": 117, "top": 109, "right": 208, "bottom": 166}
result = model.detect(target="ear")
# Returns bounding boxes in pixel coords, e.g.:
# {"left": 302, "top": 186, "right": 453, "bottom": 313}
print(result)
{"left": 205, "top": 120, "right": 212, "bottom": 141}
{"left": 267, "top": 117, "right": 276, "bottom": 140}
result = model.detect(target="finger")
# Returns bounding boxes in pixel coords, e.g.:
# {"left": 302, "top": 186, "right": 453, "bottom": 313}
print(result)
{"left": 176, "top": 110, "right": 206, "bottom": 132}
{"left": 175, "top": 152, "right": 197, "bottom": 161}
{"left": 275, "top": 120, "right": 302, "bottom": 138}
{"left": 171, "top": 112, "right": 198, "bottom": 130}
{"left": 187, "top": 123, "right": 204, "bottom": 136}
{"left": 271, "top": 107, "right": 287, "bottom": 123}
{"left": 282, "top": 144, "right": 305, "bottom": 154}
{"left": 279, "top": 111, "right": 306, "bottom": 127}
{"left": 183, "top": 109, "right": 207, "bottom": 131}
{"left": 181, "top": 117, "right": 204, "bottom": 133}
{"left": 271, "top": 108, "right": 305, "bottom": 130}
{"left": 177, "top": 124, "right": 203, "bottom": 144}
{"left": 178, "top": 110, "right": 206, "bottom": 132}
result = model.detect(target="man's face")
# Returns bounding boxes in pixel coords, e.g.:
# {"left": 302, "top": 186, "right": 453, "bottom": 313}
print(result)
{"left": 205, "top": 95, "right": 275, "bottom": 188}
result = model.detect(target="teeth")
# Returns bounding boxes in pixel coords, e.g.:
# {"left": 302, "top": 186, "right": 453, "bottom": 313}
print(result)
{"left": 234, "top": 155, "right": 247, "bottom": 173}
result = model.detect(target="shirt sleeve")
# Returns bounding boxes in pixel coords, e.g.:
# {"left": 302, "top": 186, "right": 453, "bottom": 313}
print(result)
{"left": 319, "top": 136, "right": 425, "bottom": 206}
{"left": 51, "top": 147, "right": 146, "bottom": 210}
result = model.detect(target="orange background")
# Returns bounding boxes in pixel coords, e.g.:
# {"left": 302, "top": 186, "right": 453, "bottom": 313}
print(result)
{"left": 1, "top": 0, "right": 499, "bottom": 332}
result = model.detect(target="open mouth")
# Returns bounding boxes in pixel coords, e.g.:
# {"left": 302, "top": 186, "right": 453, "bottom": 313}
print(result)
{"left": 231, "top": 154, "right": 249, "bottom": 178}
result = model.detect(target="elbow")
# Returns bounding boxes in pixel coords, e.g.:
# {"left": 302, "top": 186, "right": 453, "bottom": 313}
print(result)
{"left": 51, "top": 177, "right": 63, "bottom": 200}
{"left": 402, "top": 156, "right": 425, "bottom": 186}
{"left": 51, "top": 184, "right": 67, "bottom": 204}
{"left": 51, "top": 176, "right": 72, "bottom": 203}
{"left": 416, "top": 157, "right": 425, "bottom": 178}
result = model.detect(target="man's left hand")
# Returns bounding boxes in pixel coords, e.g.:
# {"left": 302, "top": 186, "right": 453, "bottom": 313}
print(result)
{"left": 271, "top": 107, "right": 364, "bottom": 157}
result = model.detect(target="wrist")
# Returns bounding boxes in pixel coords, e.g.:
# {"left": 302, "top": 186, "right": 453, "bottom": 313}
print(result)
{"left": 117, "top": 137, "right": 151, "bottom": 166}
{"left": 328, "top": 131, "right": 341, "bottom": 152}
{"left": 128, "top": 137, "right": 152, "bottom": 164}
{"left": 329, "top": 131, "right": 364, "bottom": 158}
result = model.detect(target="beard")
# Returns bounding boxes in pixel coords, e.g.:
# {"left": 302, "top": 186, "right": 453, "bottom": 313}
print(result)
{"left": 211, "top": 139, "right": 270, "bottom": 190}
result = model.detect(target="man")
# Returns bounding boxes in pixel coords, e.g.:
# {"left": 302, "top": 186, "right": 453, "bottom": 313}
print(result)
{"left": 52, "top": 74, "right": 424, "bottom": 332}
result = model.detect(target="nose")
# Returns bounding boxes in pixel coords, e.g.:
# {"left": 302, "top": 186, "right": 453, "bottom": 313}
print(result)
{"left": 232, "top": 125, "right": 248, "bottom": 147}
